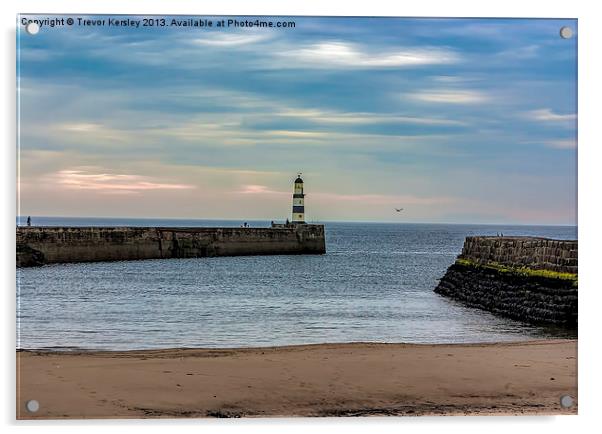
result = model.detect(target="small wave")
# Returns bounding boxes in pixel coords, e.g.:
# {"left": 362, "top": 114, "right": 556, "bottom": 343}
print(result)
{"left": 19, "top": 345, "right": 85, "bottom": 352}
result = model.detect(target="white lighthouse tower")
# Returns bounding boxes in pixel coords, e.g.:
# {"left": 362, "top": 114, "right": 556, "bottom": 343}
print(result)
{"left": 292, "top": 173, "right": 305, "bottom": 224}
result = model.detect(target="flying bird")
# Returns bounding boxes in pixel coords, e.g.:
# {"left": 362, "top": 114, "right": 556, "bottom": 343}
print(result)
{"left": 395, "top": 208, "right": 404, "bottom": 212}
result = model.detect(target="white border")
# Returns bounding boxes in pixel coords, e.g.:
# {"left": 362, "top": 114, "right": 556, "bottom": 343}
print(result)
{"left": 3, "top": 1, "right": 600, "bottom": 433}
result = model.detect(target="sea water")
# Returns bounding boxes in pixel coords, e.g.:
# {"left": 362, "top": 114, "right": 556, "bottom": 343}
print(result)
{"left": 16, "top": 218, "right": 577, "bottom": 350}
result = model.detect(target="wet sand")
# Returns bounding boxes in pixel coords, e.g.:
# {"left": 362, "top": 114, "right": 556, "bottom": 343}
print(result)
{"left": 16, "top": 340, "right": 577, "bottom": 419}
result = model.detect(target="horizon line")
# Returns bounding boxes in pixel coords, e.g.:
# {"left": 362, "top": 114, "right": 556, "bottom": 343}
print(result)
{"left": 16, "top": 215, "right": 578, "bottom": 228}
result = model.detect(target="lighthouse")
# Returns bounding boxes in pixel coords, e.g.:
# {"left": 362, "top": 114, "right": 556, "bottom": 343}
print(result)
{"left": 292, "top": 173, "right": 305, "bottom": 223}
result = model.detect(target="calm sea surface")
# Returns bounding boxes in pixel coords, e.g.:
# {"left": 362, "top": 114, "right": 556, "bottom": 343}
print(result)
{"left": 16, "top": 217, "right": 577, "bottom": 350}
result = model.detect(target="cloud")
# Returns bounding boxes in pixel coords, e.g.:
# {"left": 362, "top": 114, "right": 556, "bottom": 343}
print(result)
{"left": 526, "top": 108, "right": 577, "bottom": 122}
{"left": 496, "top": 44, "right": 540, "bottom": 60}
{"left": 280, "top": 41, "right": 460, "bottom": 68}
{"left": 519, "top": 138, "right": 576, "bottom": 149}
{"left": 540, "top": 139, "right": 577, "bottom": 149}
{"left": 312, "top": 192, "right": 456, "bottom": 206}
{"left": 264, "top": 130, "right": 330, "bottom": 139}
{"left": 190, "top": 33, "right": 272, "bottom": 47}
{"left": 58, "top": 123, "right": 103, "bottom": 132}
{"left": 430, "top": 75, "right": 482, "bottom": 84}
{"left": 279, "top": 109, "right": 466, "bottom": 126}
{"left": 407, "top": 89, "right": 489, "bottom": 104}
{"left": 49, "top": 169, "right": 195, "bottom": 194}
{"left": 236, "top": 184, "right": 287, "bottom": 195}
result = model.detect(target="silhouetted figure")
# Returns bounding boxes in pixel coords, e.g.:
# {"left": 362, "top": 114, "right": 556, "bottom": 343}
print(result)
{"left": 26, "top": 216, "right": 31, "bottom": 226}
{"left": 285, "top": 218, "right": 290, "bottom": 226}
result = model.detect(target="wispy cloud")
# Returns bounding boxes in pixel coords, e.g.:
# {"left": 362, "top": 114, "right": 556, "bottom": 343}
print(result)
{"left": 279, "top": 109, "right": 466, "bottom": 126}
{"left": 430, "top": 75, "right": 482, "bottom": 84}
{"left": 526, "top": 108, "right": 577, "bottom": 122}
{"left": 50, "top": 169, "right": 195, "bottom": 194}
{"left": 264, "top": 130, "right": 330, "bottom": 139}
{"left": 280, "top": 41, "right": 460, "bottom": 68}
{"left": 518, "top": 138, "right": 577, "bottom": 150}
{"left": 58, "top": 123, "right": 104, "bottom": 132}
{"left": 312, "top": 192, "right": 457, "bottom": 206}
{"left": 190, "top": 33, "right": 271, "bottom": 47}
{"left": 236, "top": 184, "right": 287, "bottom": 195}
{"left": 541, "top": 139, "right": 577, "bottom": 149}
{"left": 496, "top": 44, "right": 540, "bottom": 60}
{"left": 407, "top": 89, "right": 489, "bottom": 104}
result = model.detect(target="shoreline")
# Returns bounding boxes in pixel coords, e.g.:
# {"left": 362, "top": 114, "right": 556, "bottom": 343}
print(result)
{"left": 17, "top": 339, "right": 577, "bottom": 419}
{"left": 16, "top": 337, "right": 577, "bottom": 354}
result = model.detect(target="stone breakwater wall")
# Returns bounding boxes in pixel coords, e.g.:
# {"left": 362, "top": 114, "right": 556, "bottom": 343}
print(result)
{"left": 460, "top": 236, "right": 577, "bottom": 274}
{"left": 16, "top": 225, "right": 326, "bottom": 267}
{"left": 435, "top": 236, "right": 577, "bottom": 327}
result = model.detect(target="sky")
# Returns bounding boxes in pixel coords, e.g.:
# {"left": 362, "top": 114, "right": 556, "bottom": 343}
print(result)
{"left": 17, "top": 16, "right": 577, "bottom": 224}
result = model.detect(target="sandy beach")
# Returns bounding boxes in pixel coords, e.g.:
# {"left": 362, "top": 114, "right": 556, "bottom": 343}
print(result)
{"left": 16, "top": 340, "right": 577, "bottom": 419}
